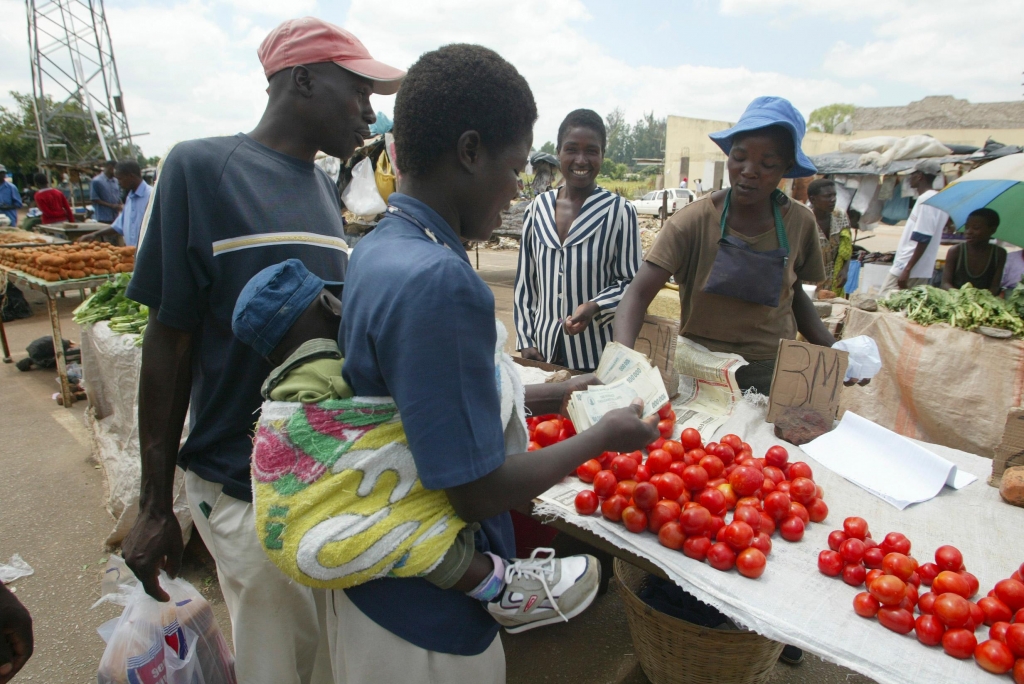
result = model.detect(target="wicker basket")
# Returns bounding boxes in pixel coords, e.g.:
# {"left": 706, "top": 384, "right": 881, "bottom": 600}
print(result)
{"left": 614, "top": 559, "right": 784, "bottom": 684}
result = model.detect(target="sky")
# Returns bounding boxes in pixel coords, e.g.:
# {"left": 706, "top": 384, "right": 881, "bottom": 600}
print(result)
{"left": 0, "top": 0, "right": 1021, "bottom": 159}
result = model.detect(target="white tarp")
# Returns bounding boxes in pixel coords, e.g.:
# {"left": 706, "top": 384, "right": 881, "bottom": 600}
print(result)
{"left": 79, "top": 322, "right": 192, "bottom": 548}
{"left": 534, "top": 397, "right": 1024, "bottom": 684}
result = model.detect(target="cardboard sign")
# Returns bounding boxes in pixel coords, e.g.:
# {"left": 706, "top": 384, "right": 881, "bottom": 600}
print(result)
{"left": 990, "top": 408, "right": 1024, "bottom": 487}
{"left": 635, "top": 315, "right": 680, "bottom": 398}
{"left": 767, "top": 339, "right": 849, "bottom": 424}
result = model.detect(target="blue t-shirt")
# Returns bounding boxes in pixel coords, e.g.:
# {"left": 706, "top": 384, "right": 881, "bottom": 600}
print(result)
{"left": 340, "top": 193, "right": 513, "bottom": 656}
{"left": 127, "top": 134, "right": 348, "bottom": 501}
{"left": 90, "top": 173, "right": 121, "bottom": 223}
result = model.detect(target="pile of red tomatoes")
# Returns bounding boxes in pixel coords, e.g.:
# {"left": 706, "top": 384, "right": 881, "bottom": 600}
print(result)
{"left": 819, "top": 519, "right": 1024, "bottom": 680}
{"left": 572, "top": 418, "right": 827, "bottom": 580}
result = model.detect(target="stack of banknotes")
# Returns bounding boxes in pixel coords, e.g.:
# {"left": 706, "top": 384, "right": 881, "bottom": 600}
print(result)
{"left": 567, "top": 342, "right": 670, "bottom": 431}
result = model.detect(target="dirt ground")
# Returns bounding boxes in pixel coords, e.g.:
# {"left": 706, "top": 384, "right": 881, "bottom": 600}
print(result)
{"left": 0, "top": 256, "right": 875, "bottom": 684}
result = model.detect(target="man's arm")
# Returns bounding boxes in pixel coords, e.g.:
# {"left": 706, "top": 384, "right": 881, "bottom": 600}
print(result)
{"left": 122, "top": 311, "right": 193, "bottom": 601}
{"left": 992, "top": 249, "right": 1007, "bottom": 296}
{"left": 941, "top": 244, "right": 958, "bottom": 290}
{"left": 79, "top": 226, "right": 119, "bottom": 242}
{"left": 612, "top": 261, "right": 672, "bottom": 348}
{"left": 898, "top": 240, "right": 931, "bottom": 288}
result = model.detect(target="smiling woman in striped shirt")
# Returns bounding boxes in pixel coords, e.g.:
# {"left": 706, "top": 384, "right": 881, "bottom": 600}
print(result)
{"left": 514, "top": 109, "right": 641, "bottom": 371}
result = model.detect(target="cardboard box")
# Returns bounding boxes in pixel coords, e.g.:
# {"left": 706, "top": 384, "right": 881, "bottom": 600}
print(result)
{"left": 767, "top": 339, "right": 849, "bottom": 424}
{"left": 635, "top": 315, "right": 681, "bottom": 398}
{"left": 990, "top": 408, "right": 1024, "bottom": 487}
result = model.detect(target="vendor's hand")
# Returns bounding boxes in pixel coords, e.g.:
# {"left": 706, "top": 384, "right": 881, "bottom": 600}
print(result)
{"left": 837, "top": 264, "right": 849, "bottom": 291}
{"left": 520, "top": 347, "right": 545, "bottom": 362}
{"left": 897, "top": 267, "right": 912, "bottom": 290}
{"left": 557, "top": 373, "right": 601, "bottom": 417}
{"left": 594, "top": 399, "right": 660, "bottom": 453}
{"left": 844, "top": 377, "right": 872, "bottom": 387}
{"left": 78, "top": 231, "right": 102, "bottom": 243}
{"left": 563, "top": 302, "right": 600, "bottom": 336}
{"left": 0, "top": 584, "right": 33, "bottom": 684}
{"left": 122, "top": 507, "right": 183, "bottom": 602}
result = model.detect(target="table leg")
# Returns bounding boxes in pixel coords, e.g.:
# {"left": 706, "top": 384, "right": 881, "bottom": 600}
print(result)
{"left": 0, "top": 315, "right": 10, "bottom": 363}
{"left": 46, "top": 294, "right": 73, "bottom": 408}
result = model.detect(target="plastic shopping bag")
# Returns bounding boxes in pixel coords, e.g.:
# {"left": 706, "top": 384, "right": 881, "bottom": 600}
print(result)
{"left": 832, "top": 335, "right": 882, "bottom": 382}
{"left": 97, "top": 573, "right": 236, "bottom": 684}
{"left": 341, "top": 157, "right": 387, "bottom": 217}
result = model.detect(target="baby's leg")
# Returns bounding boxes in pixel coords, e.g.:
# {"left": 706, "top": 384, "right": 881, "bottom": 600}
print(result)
{"left": 422, "top": 525, "right": 506, "bottom": 598}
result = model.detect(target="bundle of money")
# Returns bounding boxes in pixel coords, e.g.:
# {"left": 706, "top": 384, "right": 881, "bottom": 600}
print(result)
{"left": 567, "top": 342, "right": 670, "bottom": 431}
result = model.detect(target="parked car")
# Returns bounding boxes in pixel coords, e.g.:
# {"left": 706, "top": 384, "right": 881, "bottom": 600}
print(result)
{"left": 632, "top": 188, "right": 695, "bottom": 218}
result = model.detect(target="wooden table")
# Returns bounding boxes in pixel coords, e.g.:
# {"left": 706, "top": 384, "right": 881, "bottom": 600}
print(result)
{"left": 0, "top": 266, "right": 112, "bottom": 406}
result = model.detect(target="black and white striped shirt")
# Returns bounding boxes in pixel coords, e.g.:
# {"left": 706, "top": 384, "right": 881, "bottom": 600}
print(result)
{"left": 514, "top": 187, "right": 641, "bottom": 370}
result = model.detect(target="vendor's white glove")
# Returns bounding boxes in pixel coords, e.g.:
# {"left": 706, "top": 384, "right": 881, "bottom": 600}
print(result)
{"left": 832, "top": 336, "right": 881, "bottom": 383}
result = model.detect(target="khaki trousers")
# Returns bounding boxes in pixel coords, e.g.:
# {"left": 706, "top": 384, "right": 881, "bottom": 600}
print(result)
{"left": 326, "top": 589, "right": 506, "bottom": 684}
{"left": 185, "top": 470, "right": 334, "bottom": 684}
{"left": 878, "top": 272, "right": 930, "bottom": 298}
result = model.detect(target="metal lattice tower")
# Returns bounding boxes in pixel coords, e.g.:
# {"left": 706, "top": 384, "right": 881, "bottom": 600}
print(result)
{"left": 25, "top": 0, "right": 133, "bottom": 165}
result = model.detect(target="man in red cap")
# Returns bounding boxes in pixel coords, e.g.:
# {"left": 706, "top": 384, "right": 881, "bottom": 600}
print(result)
{"left": 122, "top": 18, "right": 403, "bottom": 684}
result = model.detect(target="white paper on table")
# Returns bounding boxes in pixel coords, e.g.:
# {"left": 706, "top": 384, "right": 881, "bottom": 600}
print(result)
{"left": 803, "top": 412, "right": 978, "bottom": 509}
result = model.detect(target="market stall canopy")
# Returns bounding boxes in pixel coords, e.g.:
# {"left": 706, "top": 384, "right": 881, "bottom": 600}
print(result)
{"left": 809, "top": 151, "right": 971, "bottom": 176}
{"left": 923, "top": 153, "right": 1024, "bottom": 246}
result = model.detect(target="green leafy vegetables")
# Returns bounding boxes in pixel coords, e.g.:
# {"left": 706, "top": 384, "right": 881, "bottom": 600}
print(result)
{"left": 73, "top": 273, "right": 148, "bottom": 343}
{"left": 880, "top": 284, "right": 1024, "bottom": 336}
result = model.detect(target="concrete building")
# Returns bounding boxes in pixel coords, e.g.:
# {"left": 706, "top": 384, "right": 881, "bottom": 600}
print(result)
{"left": 663, "top": 96, "right": 1024, "bottom": 189}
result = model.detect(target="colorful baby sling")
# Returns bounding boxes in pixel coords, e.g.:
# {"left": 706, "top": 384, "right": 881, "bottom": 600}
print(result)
{"left": 251, "top": 321, "right": 528, "bottom": 590}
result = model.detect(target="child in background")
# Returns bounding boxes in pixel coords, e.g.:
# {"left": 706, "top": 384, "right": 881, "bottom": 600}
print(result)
{"left": 941, "top": 208, "right": 1006, "bottom": 295}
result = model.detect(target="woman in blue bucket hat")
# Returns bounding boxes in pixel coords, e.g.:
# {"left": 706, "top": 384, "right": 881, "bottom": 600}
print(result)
{"left": 614, "top": 96, "right": 837, "bottom": 399}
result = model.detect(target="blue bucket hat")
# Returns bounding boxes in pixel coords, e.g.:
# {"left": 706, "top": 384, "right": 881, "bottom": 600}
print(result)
{"left": 232, "top": 259, "right": 342, "bottom": 358}
{"left": 709, "top": 96, "right": 817, "bottom": 178}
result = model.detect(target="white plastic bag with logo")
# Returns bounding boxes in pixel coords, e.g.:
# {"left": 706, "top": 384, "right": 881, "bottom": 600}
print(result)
{"left": 341, "top": 157, "right": 387, "bottom": 217}
{"left": 97, "top": 570, "right": 236, "bottom": 684}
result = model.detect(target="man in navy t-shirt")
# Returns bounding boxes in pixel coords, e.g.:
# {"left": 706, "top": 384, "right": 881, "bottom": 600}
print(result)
{"left": 122, "top": 17, "right": 404, "bottom": 684}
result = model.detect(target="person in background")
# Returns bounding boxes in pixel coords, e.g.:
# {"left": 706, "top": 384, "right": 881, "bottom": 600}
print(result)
{"left": 878, "top": 160, "right": 948, "bottom": 295}
{"left": 807, "top": 178, "right": 852, "bottom": 293}
{"left": 0, "top": 165, "right": 22, "bottom": 226}
{"left": 1001, "top": 248, "right": 1024, "bottom": 293}
{"left": 0, "top": 582, "right": 32, "bottom": 683}
{"left": 693, "top": 178, "right": 703, "bottom": 195}
{"left": 120, "top": 17, "right": 403, "bottom": 684}
{"left": 80, "top": 160, "right": 151, "bottom": 246}
{"left": 32, "top": 172, "right": 75, "bottom": 224}
{"left": 941, "top": 208, "right": 1005, "bottom": 295}
{"left": 515, "top": 109, "right": 641, "bottom": 371}
{"left": 679, "top": 177, "right": 688, "bottom": 189}
{"left": 90, "top": 160, "right": 123, "bottom": 224}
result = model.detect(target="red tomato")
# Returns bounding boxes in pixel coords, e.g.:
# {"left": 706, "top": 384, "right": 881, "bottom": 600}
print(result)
{"left": 919, "top": 591, "right": 937, "bottom": 615}
{"left": 995, "top": 580, "right": 1024, "bottom": 612}
{"left": 632, "top": 482, "right": 659, "bottom": 511}
{"left": 843, "top": 563, "right": 867, "bottom": 587}
{"left": 881, "top": 532, "right": 911, "bottom": 556}
{"left": 761, "top": 467, "right": 783, "bottom": 486}
{"left": 648, "top": 501, "right": 681, "bottom": 534}
{"left": 853, "top": 591, "right": 880, "bottom": 618}
{"left": 601, "top": 494, "right": 628, "bottom": 522}
{"left": 634, "top": 464, "right": 651, "bottom": 483}
{"left": 1007, "top": 623, "right": 1024, "bottom": 657}
{"left": 658, "top": 521, "right": 686, "bottom": 550}
{"left": 576, "top": 459, "right": 602, "bottom": 483}
{"left": 729, "top": 466, "right": 765, "bottom": 498}
{"left": 527, "top": 441, "right": 542, "bottom": 452}
{"left": 562, "top": 419, "right": 576, "bottom": 436}
{"left": 818, "top": 550, "right": 843, "bottom": 577}
{"left": 934, "top": 593, "right": 972, "bottom": 628}
{"left": 765, "top": 445, "right": 789, "bottom": 468}
{"left": 680, "top": 427, "right": 702, "bottom": 451}
{"left": 719, "top": 434, "right": 741, "bottom": 451}
{"left": 942, "top": 628, "right": 977, "bottom": 659}
{"left": 758, "top": 512, "right": 776, "bottom": 536}
{"left": 657, "top": 403, "right": 676, "bottom": 420}
{"left": 707, "top": 542, "right": 737, "bottom": 571}
{"left": 882, "top": 553, "right": 915, "bottom": 582}
{"left": 878, "top": 607, "right": 915, "bottom": 635}
{"left": 646, "top": 448, "right": 672, "bottom": 475}
{"left": 1014, "top": 660, "right": 1024, "bottom": 684}
{"left": 980, "top": 597, "right": 1014, "bottom": 626}
{"left": 869, "top": 575, "right": 907, "bottom": 606}
{"left": 655, "top": 472, "right": 684, "bottom": 501}
{"left": 961, "top": 571, "right": 979, "bottom": 598}
{"left": 574, "top": 490, "right": 599, "bottom": 515}
{"left": 866, "top": 569, "right": 884, "bottom": 586}
{"left": 1015, "top": 607, "right": 1024, "bottom": 623}
{"left": 733, "top": 505, "right": 761, "bottom": 529}
{"left": 722, "top": 521, "right": 755, "bottom": 552}
{"left": 657, "top": 419, "right": 675, "bottom": 439}
{"left": 614, "top": 480, "right": 637, "bottom": 500}
{"left": 622, "top": 506, "right": 649, "bottom": 533}
{"left": 933, "top": 544, "right": 963, "bottom": 572}
{"left": 788, "top": 461, "right": 813, "bottom": 480}
{"left": 593, "top": 470, "right": 618, "bottom": 498}
{"left": 827, "top": 529, "right": 848, "bottom": 552}
{"left": 843, "top": 517, "right": 869, "bottom": 540}
{"left": 789, "top": 502, "right": 809, "bottom": 525}
{"left": 683, "top": 535, "right": 712, "bottom": 561}
{"left": 933, "top": 571, "right": 972, "bottom": 599}
{"left": 840, "top": 538, "right": 867, "bottom": 564}
{"left": 775, "top": 480, "right": 791, "bottom": 495}
{"left": 683, "top": 448, "right": 706, "bottom": 467}
{"left": 990, "top": 621, "right": 1011, "bottom": 643}
{"left": 779, "top": 516, "right": 805, "bottom": 542}
{"left": 625, "top": 450, "right": 644, "bottom": 464}
{"left": 915, "top": 615, "right": 945, "bottom": 646}
{"left": 736, "top": 548, "right": 766, "bottom": 579}
{"left": 679, "top": 505, "right": 710, "bottom": 536}
{"left": 662, "top": 440, "right": 685, "bottom": 461}
{"left": 533, "top": 420, "right": 561, "bottom": 446}
{"left": 863, "top": 547, "right": 885, "bottom": 569}
{"left": 789, "top": 477, "right": 816, "bottom": 506}
{"left": 968, "top": 601, "right": 985, "bottom": 631}
{"left": 715, "top": 443, "right": 736, "bottom": 466}
{"left": 918, "top": 562, "right": 939, "bottom": 585}
{"left": 751, "top": 532, "right": 772, "bottom": 556}
{"left": 698, "top": 455, "right": 725, "bottom": 479}
{"left": 667, "top": 461, "right": 687, "bottom": 479}
{"left": 717, "top": 483, "right": 738, "bottom": 511}
{"left": 611, "top": 455, "right": 639, "bottom": 480}
{"left": 735, "top": 496, "right": 761, "bottom": 511}
{"left": 647, "top": 437, "right": 666, "bottom": 452}
{"left": 698, "top": 488, "right": 727, "bottom": 516}
{"left": 975, "top": 639, "right": 1015, "bottom": 674}
{"left": 807, "top": 498, "right": 829, "bottom": 524}
{"left": 764, "top": 492, "right": 792, "bottom": 522}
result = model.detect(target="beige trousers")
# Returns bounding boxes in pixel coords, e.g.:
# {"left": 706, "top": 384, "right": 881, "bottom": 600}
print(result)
{"left": 878, "top": 272, "right": 930, "bottom": 298}
{"left": 325, "top": 589, "right": 506, "bottom": 684}
{"left": 185, "top": 470, "right": 334, "bottom": 684}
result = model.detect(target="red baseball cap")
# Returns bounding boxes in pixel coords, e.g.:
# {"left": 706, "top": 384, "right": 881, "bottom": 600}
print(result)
{"left": 258, "top": 17, "right": 405, "bottom": 95}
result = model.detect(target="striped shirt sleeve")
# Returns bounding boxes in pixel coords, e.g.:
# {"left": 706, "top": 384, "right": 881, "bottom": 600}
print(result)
{"left": 513, "top": 200, "right": 539, "bottom": 350}
{"left": 591, "top": 198, "right": 641, "bottom": 319}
